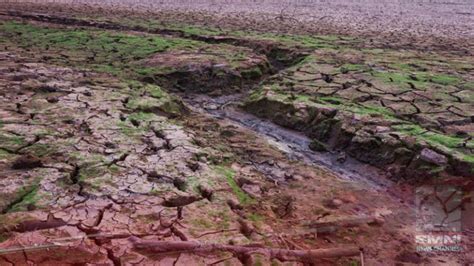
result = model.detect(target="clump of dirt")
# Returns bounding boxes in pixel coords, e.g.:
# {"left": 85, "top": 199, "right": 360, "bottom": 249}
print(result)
{"left": 243, "top": 49, "right": 474, "bottom": 180}
{"left": 142, "top": 47, "right": 270, "bottom": 93}
{"left": 11, "top": 155, "right": 43, "bottom": 170}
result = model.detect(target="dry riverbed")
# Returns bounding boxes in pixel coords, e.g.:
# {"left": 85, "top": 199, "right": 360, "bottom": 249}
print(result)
{"left": 0, "top": 2, "right": 473, "bottom": 265}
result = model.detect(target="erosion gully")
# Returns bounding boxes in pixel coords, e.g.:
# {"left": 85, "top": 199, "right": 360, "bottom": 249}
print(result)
{"left": 182, "top": 92, "right": 391, "bottom": 189}
{"left": 3, "top": 10, "right": 394, "bottom": 194}
{"left": 114, "top": 14, "right": 394, "bottom": 193}
{"left": 166, "top": 32, "right": 394, "bottom": 194}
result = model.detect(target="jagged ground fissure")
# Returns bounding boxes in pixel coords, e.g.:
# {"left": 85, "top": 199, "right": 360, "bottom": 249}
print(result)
{"left": 0, "top": 4, "right": 473, "bottom": 266}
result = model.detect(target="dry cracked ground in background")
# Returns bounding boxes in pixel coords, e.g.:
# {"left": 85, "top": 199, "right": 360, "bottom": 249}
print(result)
{"left": 0, "top": 1, "right": 473, "bottom": 266}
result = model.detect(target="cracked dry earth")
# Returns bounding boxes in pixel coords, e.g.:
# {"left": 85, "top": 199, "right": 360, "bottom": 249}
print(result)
{"left": 0, "top": 3, "right": 473, "bottom": 266}
{"left": 0, "top": 53, "right": 414, "bottom": 265}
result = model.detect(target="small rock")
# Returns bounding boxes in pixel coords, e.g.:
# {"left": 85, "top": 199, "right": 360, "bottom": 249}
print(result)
{"left": 292, "top": 174, "right": 305, "bottom": 181}
{"left": 12, "top": 154, "right": 43, "bottom": 170}
{"left": 309, "top": 139, "right": 328, "bottom": 152}
{"left": 321, "top": 73, "right": 333, "bottom": 83}
{"left": 186, "top": 161, "right": 200, "bottom": 171}
{"left": 220, "top": 129, "right": 236, "bottom": 138}
{"left": 320, "top": 106, "right": 338, "bottom": 117}
{"left": 284, "top": 172, "right": 293, "bottom": 180}
{"left": 162, "top": 195, "right": 201, "bottom": 207}
{"left": 336, "top": 152, "right": 347, "bottom": 163}
{"left": 375, "top": 126, "right": 391, "bottom": 133}
{"left": 241, "top": 184, "right": 261, "bottom": 198}
{"left": 272, "top": 195, "right": 296, "bottom": 218}
{"left": 198, "top": 184, "right": 213, "bottom": 201}
{"left": 369, "top": 217, "right": 385, "bottom": 226}
{"left": 419, "top": 148, "right": 448, "bottom": 166}
{"left": 104, "top": 142, "right": 117, "bottom": 149}
{"left": 339, "top": 193, "right": 357, "bottom": 203}
{"left": 236, "top": 177, "right": 253, "bottom": 187}
{"left": 227, "top": 199, "right": 243, "bottom": 210}
{"left": 299, "top": 169, "right": 318, "bottom": 179}
{"left": 208, "top": 89, "right": 222, "bottom": 97}
{"left": 173, "top": 177, "right": 187, "bottom": 191}
{"left": 237, "top": 218, "right": 254, "bottom": 238}
{"left": 204, "top": 103, "right": 218, "bottom": 110}
{"left": 409, "top": 73, "right": 419, "bottom": 81}
{"left": 230, "top": 163, "right": 241, "bottom": 172}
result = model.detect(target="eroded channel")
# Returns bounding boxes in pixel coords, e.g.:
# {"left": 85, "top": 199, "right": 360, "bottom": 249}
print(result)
{"left": 182, "top": 93, "right": 392, "bottom": 190}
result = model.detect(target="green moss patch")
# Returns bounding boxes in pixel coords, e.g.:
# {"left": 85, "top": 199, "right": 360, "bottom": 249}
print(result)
{"left": 0, "top": 20, "right": 200, "bottom": 77}
{"left": 215, "top": 165, "right": 253, "bottom": 205}
{"left": 7, "top": 181, "right": 41, "bottom": 213}
{"left": 393, "top": 124, "right": 473, "bottom": 163}
{"left": 0, "top": 133, "right": 25, "bottom": 151}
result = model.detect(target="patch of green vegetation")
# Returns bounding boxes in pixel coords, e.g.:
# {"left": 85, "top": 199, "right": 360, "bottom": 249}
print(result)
{"left": 428, "top": 74, "right": 460, "bottom": 86}
{"left": 372, "top": 71, "right": 428, "bottom": 89}
{"left": 248, "top": 87, "right": 397, "bottom": 121}
{"left": 349, "top": 104, "right": 395, "bottom": 118}
{"left": 126, "top": 96, "right": 182, "bottom": 117}
{"left": 186, "top": 176, "right": 216, "bottom": 194}
{"left": 208, "top": 209, "right": 232, "bottom": 230}
{"left": 389, "top": 62, "right": 430, "bottom": 73}
{"left": 0, "top": 233, "right": 7, "bottom": 243}
{"left": 109, "top": 164, "right": 121, "bottom": 174}
{"left": 393, "top": 124, "right": 473, "bottom": 163}
{"left": 191, "top": 217, "right": 214, "bottom": 229}
{"left": 248, "top": 213, "right": 264, "bottom": 222}
{"left": 215, "top": 165, "right": 253, "bottom": 205}
{"left": 292, "top": 93, "right": 395, "bottom": 119}
{"left": 0, "top": 21, "right": 200, "bottom": 77}
{"left": 22, "top": 143, "right": 56, "bottom": 157}
{"left": 78, "top": 163, "right": 107, "bottom": 182}
{"left": 8, "top": 182, "right": 41, "bottom": 213}
{"left": 117, "top": 120, "right": 146, "bottom": 137}
{"left": 463, "top": 82, "right": 474, "bottom": 90}
{"left": 241, "top": 67, "right": 263, "bottom": 79}
{"left": 317, "top": 96, "right": 344, "bottom": 105}
{"left": 179, "top": 25, "right": 222, "bottom": 36}
{"left": 0, "top": 149, "right": 11, "bottom": 160}
{"left": 0, "top": 132, "right": 25, "bottom": 150}
{"left": 127, "top": 112, "right": 159, "bottom": 122}
{"left": 125, "top": 81, "right": 183, "bottom": 116}
{"left": 247, "top": 87, "right": 266, "bottom": 102}
{"left": 372, "top": 70, "right": 461, "bottom": 89}
{"left": 394, "top": 124, "right": 464, "bottom": 149}
{"left": 60, "top": 14, "right": 356, "bottom": 51}
{"left": 146, "top": 85, "right": 166, "bottom": 98}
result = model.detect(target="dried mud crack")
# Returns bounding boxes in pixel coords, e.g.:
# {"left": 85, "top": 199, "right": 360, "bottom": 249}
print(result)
{"left": 0, "top": 2, "right": 473, "bottom": 266}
